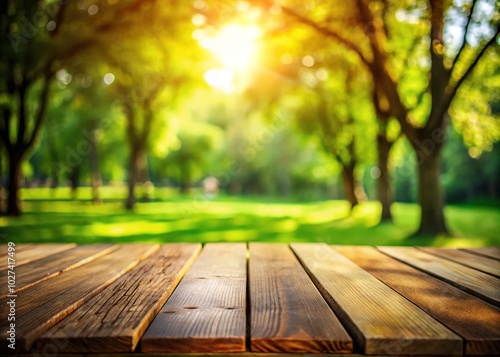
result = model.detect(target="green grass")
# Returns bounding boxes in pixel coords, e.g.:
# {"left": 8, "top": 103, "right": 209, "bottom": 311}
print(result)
{"left": 1, "top": 187, "right": 499, "bottom": 247}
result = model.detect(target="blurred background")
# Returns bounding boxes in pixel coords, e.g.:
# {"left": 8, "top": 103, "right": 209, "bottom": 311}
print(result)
{"left": 0, "top": 0, "right": 499, "bottom": 246}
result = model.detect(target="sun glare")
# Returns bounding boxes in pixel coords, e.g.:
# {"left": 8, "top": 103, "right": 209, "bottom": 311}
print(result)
{"left": 199, "top": 24, "right": 261, "bottom": 93}
{"left": 202, "top": 24, "right": 261, "bottom": 70}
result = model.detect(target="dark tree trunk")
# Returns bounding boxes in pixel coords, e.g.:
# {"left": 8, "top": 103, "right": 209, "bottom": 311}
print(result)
{"left": 89, "top": 126, "right": 102, "bottom": 205}
{"left": 179, "top": 163, "right": 191, "bottom": 195}
{"left": 377, "top": 134, "right": 393, "bottom": 222}
{"left": 6, "top": 150, "right": 23, "bottom": 216}
{"left": 0, "top": 147, "right": 4, "bottom": 215}
{"left": 138, "top": 152, "right": 150, "bottom": 202}
{"left": 125, "top": 145, "right": 140, "bottom": 211}
{"left": 341, "top": 164, "right": 358, "bottom": 210}
{"left": 69, "top": 166, "right": 80, "bottom": 200}
{"left": 415, "top": 149, "right": 449, "bottom": 236}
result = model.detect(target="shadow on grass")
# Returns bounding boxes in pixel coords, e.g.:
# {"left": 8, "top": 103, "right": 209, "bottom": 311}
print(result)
{"left": 1, "top": 198, "right": 499, "bottom": 247}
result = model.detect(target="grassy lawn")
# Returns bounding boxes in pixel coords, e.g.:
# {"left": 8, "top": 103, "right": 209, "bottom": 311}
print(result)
{"left": 1, "top": 187, "right": 499, "bottom": 247}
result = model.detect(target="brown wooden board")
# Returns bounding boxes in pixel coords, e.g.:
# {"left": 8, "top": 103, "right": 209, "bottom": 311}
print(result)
{"left": 379, "top": 247, "right": 500, "bottom": 307}
{"left": 418, "top": 247, "right": 500, "bottom": 277}
{"left": 37, "top": 243, "right": 202, "bottom": 353}
{"left": 334, "top": 246, "right": 500, "bottom": 356}
{"left": 0, "top": 244, "right": 158, "bottom": 353}
{"left": 141, "top": 243, "right": 247, "bottom": 353}
{"left": 0, "top": 244, "right": 119, "bottom": 297}
{"left": 0, "top": 243, "right": 77, "bottom": 268}
{"left": 461, "top": 247, "right": 500, "bottom": 261}
{"left": 290, "top": 243, "right": 462, "bottom": 356}
{"left": 249, "top": 243, "right": 352, "bottom": 353}
{"left": 0, "top": 244, "right": 34, "bottom": 256}
{"left": 8, "top": 352, "right": 450, "bottom": 357}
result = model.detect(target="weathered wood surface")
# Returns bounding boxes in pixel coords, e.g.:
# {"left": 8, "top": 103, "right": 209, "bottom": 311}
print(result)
{"left": 418, "top": 247, "right": 500, "bottom": 277}
{"left": 291, "top": 243, "right": 462, "bottom": 356}
{"left": 141, "top": 243, "right": 247, "bottom": 353}
{"left": 0, "top": 243, "right": 35, "bottom": 256}
{"left": 379, "top": 246, "right": 500, "bottom": 307}
{"left": 4, "top": 243, "right": 499, "bottom": 356}
{"left": 461, "top": 247, "right": 500, "bottom": 261}
{"left": 335, "top": 246, "right": 500, "bottom": 356}
{"left": 1, "top": 244, "right": 118, "bottom": 297}
{"left": 0, "top": 243, "right": 76, "bottom": 267}
{"left": 37, "top": 244, "right": 201, "bottom": 353}
{"left": 249, "top": 243, "right": 352, "bottom": 353}
{"left": 0, "top": 244, "right": 158, "bottom": 353}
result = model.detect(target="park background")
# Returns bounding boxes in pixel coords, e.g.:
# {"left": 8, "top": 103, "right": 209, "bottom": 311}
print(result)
{"left": 0, "top": 0, "right": 499, "bottom": 247}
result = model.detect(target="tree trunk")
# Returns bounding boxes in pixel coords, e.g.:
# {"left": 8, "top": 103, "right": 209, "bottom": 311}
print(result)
{"left": 341, "top": 164, "right": 359, "bottom": 210}
{"left": 377, "top": 134, "right": 393, "bottom": 222}
{"left": 138, "top": 152, "right": 150, "bottom": 202}
{"left": 0, "top": 147, "right": 4, "bottom": 215}
{"left": 125, "top": 146, "right": 140, "bottom": 211}
{"left": 69, "top": 166, "right": 80, "bottom": 200}
{"left": 6, "top": 150, "right": 23, "bottom": 216}
{"left": 179, "top": 163, "right": 191, "bottom": 195}
{"left": 415, "top": 149, "right": 449, "bottom": 236}
{"left": 89, "top": 127, "right": 102, "bottom": 205}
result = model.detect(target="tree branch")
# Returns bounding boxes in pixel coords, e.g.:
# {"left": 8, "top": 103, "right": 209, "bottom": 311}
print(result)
{"left": 427, "top": 27, "right": 499, "bottom": 131}
{"left": 24, "top": 71, "right": 52, "bottom": 150}
{"left": 0, "top": 107, "right": 12, "bottom": 150}
{"left": 449, "top": 27, "right": 499, "bottom": 99}
{"left": 276, "top": 3, "right": 372, "bottom": 67}
{"left": 451, "top": 0, "right": 478, "bottom": 71}
{"left": 16, "top": 75, "right": 28, "bottom": 147}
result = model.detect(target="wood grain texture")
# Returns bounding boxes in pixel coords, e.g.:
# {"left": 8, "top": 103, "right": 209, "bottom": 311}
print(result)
{"left": 37, "top": 244, "right": 202, "bottom": 353}
{"left": 0, "top": 244, "right": 158, "bottom": 353}
{"left": 249, "top": 243, "right": 352, "bottom": 353}
{"left": 418, "top": 247, "right": 500, "bottom": 277}
{"left": 379, "top": 246, "right": 500, "bottom": 307}
{"left": 1, "top": 244, "right": 118, "bottom": 297}
{"left": 335, "top": 246, "right": 500, "bottom": 356}
{"left": 141, "top": 243, "right": 247, "bottom": 353}
{"left": 290, "top": 243, "right": 462, "bottom": 356}
{"left": 0, "top": 243, "right": 34, "bottom": 256}
{"left": 461, "top": 247, "right": 500, "bottom": 261}
{"left": 5, "top": 353, "right": 433, "bottom": 357}
{"left": 0, "top": 243, "right": 76, "bottom": 267}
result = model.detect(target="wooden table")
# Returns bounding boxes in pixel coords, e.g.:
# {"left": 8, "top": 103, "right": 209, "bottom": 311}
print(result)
{"left": 1, "top": 243, "right": 499, "bottom": 356}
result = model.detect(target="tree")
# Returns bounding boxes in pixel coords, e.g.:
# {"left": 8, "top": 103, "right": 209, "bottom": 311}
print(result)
{"left": 0, "top": 0, "right": 166, "bottom": 215}
{"left": 296, "top": 62, "right": 376, "bottom": 210}
{"left": 270, "top": 0, "right": 499, "bottom": 235}
{"left": 94, "top": 2, "right": 201, "bottom": 209}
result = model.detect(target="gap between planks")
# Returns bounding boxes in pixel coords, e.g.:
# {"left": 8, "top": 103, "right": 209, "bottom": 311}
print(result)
{"left": 334, "top": 246, "right": 500, "bottom": 356}
{"left": 290, "top": 243, "right": 462, "bottom": 356}
{"left": 36, "top": 243, "right": 202, "bottom": 353}
{"left": 141, "top": 243, "right": 247, "bottom": 353}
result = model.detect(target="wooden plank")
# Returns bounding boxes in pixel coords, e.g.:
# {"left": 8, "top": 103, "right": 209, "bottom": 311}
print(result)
{"left": 379, "top": 246, "right": 500, "bottom": 307}
{"left": 0, "top": 244, "right": 35, "bottom": 256}
{"left": 141, "top": 243, "right": 247, "bottom": 353}
{"left": 0, "top": 244, "right": 119, "bottom": 297}
{"left": 290, "top": 243, "right": 462, "bottom": 356}
{"left": 335, "top": 246, "right": 500, "bottom": 356}
{"left": 37, "top": 244, "right": 202, "bottom": 353}
{"left": 418, "top": 247, "right": 500, "bottom": 277}
{"left": 0, "top": 244, "right": 158, "bottom": 353}
{"left": 5, "top": 353, "right": 434, "bottom": 357}
{"left": 249, "top": 243, "right": 352, "bottom": 353}
{"left": 461, "top": 247, "right": 500, "bottom": 261}
{"left": 0, "top": 243, "right": 77, "bottom": 268}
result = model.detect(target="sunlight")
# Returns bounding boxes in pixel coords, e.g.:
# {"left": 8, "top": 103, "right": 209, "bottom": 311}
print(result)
{"left": 199, "top": 24, "right": 261, "bottom": 92}
{"left": 201, "top": 24, "right": 261, "bottom": 70}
